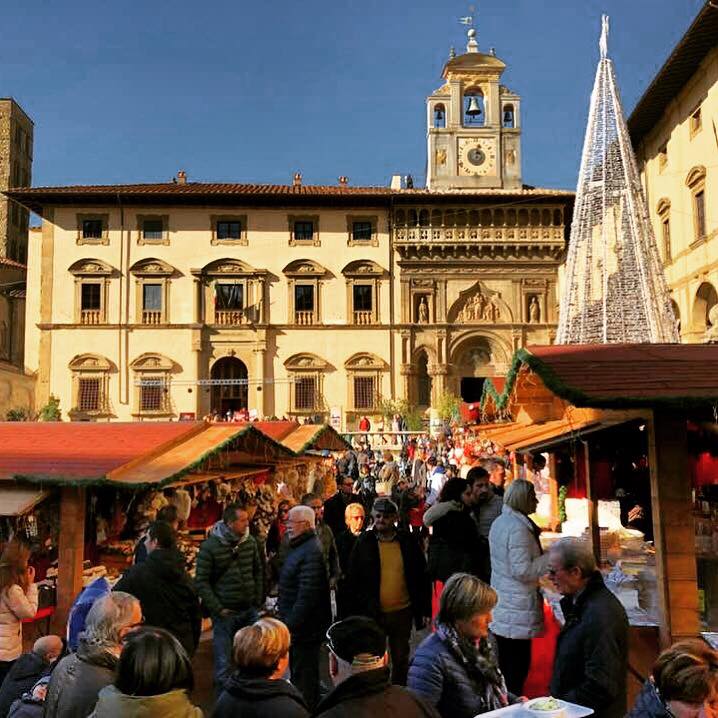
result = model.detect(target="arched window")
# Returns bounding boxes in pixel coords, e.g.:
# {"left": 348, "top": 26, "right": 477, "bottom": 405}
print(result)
{"left": 130, "top": 353, "right": 176, "bottom": 417}
{"left": 503, "top": 103, "right": 515, "bottom": 128}
{"left": 463, "top": 89, "right": 485, "bottom": 127}
{"left": 693, "top": 282, "right": 718, "bottom": 333}
{"left": 345, "top": 353, "right": 387, "bottom": 412}
{"left": 211, "top": 357, "right": 248, "bottom": 416}
{"left": 284, "top": 353, "right": 331, "bottom": 417}
{"left": 433, "top": 103, "right": 446, "bottom": 129}
{"left": 69, "top": 259, "right": 114, "bottom": 325}
{"left": 685, "top": 166, "right": 707, "bottom": 243}
{"left": 68, "top": 354, "right": 115, "bottom": 419}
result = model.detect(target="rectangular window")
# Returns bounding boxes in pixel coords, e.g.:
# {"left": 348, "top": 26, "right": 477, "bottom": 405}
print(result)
{"left": 78, "top": 377, "right": 101, "bottom": 412}
{"left": 295, "top": 284, "right": 314, "bottom": 312}
{"left": 352, "top": 221, "right": 373, "bottom": 242}
{"left": 217, "top": 220, "right": 242, "bottom": 240}
{"left": 295, "top": 377, "right": 316, "bottom": 411}
{"left": 142, "top": 283, "right": 162, "bottom": 311}
{"left": 694, "top": 190, "right": 706, "bottom": 240}
{"left": 215, "top": 284, "right": 244, "bottom": 310}
{"left": 354, "top": 376, "right": 375, "bottom": 410}
{"left": 140, "top": 378, "right": 164, "bottom": 412}
{"left": 353, "top": 285, "right": 373, "bottom": 311}
{"left": 662, "top": 218, "right": 671, "bottom": 263}
{"left": 142, "top": 218, "right": 164, "bottom": 240}
{"left": 293, "top": 221, "right": 314, "bottom": 241}
{"left": 690, "top": 106, "right": 702, "bottom": 136}
{"left": 82, "top": 219, "right": 103, "bottom": 239}
{"left": 81, "top": 283, "right": 101, "bottom": 310}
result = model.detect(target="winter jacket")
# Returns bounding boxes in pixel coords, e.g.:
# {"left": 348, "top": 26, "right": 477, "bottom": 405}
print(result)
{"left": 66, "top": 578, "right": 111, "bottom": 652}
{"left": 315, "top": 666, "right": 439, "bottom": 718}
{"left": 335, "top": 530, "right": 361, "bottom": 619}
{"left": 194, "top": 521, "right": 263, "bottom": 617}
{"left": 113, "top": 547, "right": 202, "bottom": 657}
{"left": 278, "top": 530, "right": 331, "bottom": 644}
{"left": 408, "top": 632, "right": 507, "bottom": 718}
{"left": 274, "top": 524, "right": 340, "bottom": 583}
{"left": 489, "top": 505, "right": 550, "bottom": 639}
{"left": 324, "top": 492, "right": 361, "bottom": 540}
{"left": 88, "top": 685, "right": 202, "bottom": 718}
{"left": 43, "top": 637, "right": 118, "bottom": 718}
{"left": 347, "top": 530, "right": 430, "bottom": 629}
{"left": 0, "top": 584, "right": 38, "bottom": 662}
{"left": 550, "top": 571, "right": 629, "bottom": 718}
{"left": 8, "top": 694, "right": 44, "bottom": 718}
{"left": 627, "top": 680, "right": 669, "bottom": 718}
{"left": 426, "top": 503, "right": 481, "bottom": 583}
{"left": 213, "top": 672, "right": 309, "bottom": 718}
{"left": 0, "top": 651, "right": 51, "bottom": 717}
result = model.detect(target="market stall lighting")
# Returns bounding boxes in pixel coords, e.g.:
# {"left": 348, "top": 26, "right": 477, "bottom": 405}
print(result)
{"left": 133, "top": 378, "right": 298, "bottom": 387}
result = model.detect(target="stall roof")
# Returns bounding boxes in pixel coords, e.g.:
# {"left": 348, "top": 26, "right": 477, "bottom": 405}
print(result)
{"left": 0, "top": 486, "right": 50, "bottom": 516}
{"left": 280, "top": 424, "right": 351, "bottom": 453}
{"left": 481, "top": 344, "right": 718, "bottom": 412}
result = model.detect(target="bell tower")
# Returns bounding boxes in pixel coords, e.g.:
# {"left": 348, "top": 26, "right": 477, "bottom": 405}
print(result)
{"left": 426, "top": 27, "right": 522, "bottom": 190}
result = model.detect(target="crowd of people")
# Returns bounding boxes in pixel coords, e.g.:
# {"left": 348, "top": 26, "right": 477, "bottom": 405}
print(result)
{"left": 0, "top": 436, "right": 716, "bottom": 717}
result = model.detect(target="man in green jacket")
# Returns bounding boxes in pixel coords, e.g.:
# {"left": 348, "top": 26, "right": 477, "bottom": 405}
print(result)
{"left": 195, "top": 503, "right": 263, "bottom": 690}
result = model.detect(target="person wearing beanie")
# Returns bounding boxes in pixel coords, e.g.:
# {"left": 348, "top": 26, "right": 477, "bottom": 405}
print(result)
{"left": 315, "top": 616, "right": 439, "bottom": 718}
{"left": 345, "top": 498, "right": 431, "bottom": 686}
{"left": 277, "top": 505, "right": 331, "bottom": 710}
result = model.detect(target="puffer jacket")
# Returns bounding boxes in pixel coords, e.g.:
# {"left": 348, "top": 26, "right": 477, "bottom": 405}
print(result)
{"left": 278, "top": 530, "right": 331, "bottom": 644}
{"left": 489, "top": 505, "right": 549, "bottom": 639}
{"left": 627, "top": 680, "right": 669, "bottom": 718}
{"left": 88, "top": 684, "right": 202, "bottom": 717}
{"left": 43, "top": 637, "right": 118, "bottom": 718}
{"left": 0, "top": 583, "right": 38, "bottom": 662}
{"left": 213, "top": 672, "right": 309, "bottom": 718}
{"left": 194, "top": 522, "right": 263, "bottom": 617}
{"left": 408, "top": 633, "right": 504, "bottom": 718}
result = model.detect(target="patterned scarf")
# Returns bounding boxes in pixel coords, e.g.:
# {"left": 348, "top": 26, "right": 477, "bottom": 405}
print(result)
{"left": 435, "top": 622, "right": 508, "bottom": 712}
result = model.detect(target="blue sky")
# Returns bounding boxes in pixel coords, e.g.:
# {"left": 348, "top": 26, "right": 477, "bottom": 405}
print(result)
{"left": 2, "top": 0, "right": 705, "bottom": 191}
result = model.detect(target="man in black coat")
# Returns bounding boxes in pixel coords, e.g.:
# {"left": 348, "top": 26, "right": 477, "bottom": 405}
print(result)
{"left": 316, "top": 616, "right": 439, "bottom": 718}
{"left": 0, "top": 635, "right": 62, "bottom": 716}
{"left": 113, "top": 520, "right": 201, "bottom": 657}
{"left": 335, "top": 502, "right": 366, "bottom": 619}
{"left": 278, "top": 505, "right": 331, "bottom": 710}
{"left": 323, "top": 475, "right": 361, "bottom": 539}
{"left": 548, "top": 538, "right": 629, "bottom": 718}
{"left": 346, "top": 498, "right": 431, "bottom": 685}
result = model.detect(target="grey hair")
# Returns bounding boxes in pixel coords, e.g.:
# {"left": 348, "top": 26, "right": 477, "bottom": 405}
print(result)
{"left": 83, "top": 591, "right": 140, "bottom": 648}
{"left": 550, "top": 537, "right": 597, "bottom": 577}
{"left": 437, "top": 572, "right": 497, "bottom": 625}
{"left": 504, "top": 478, "right": 536, "bottom": 515}
{"left": 345, "top": 502, "right": 365, "bottom": 518}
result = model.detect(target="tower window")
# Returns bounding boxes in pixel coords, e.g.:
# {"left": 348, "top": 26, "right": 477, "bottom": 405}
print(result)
{"left": 463, "top": 91, "right": 485, "bottom": 126}
{"left": 433, "top": 104, "right": 446, "bottom": 129}
{"left": 503, "top": 104, "right": 515, "bottom": 128}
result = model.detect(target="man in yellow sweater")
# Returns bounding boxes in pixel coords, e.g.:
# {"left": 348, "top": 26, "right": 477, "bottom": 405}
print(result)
{"left": 346, "top": 498, "right": 431, "bottom": 685}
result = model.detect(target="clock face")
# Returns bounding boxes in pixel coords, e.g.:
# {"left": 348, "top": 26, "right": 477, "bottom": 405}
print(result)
{"left": 457, "top": 138, "right": 497, "bottom": 176}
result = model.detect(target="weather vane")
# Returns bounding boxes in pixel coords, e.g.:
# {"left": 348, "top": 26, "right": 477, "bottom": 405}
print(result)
{"left": 459, "top": 5, "right": 475, "bottom": 29}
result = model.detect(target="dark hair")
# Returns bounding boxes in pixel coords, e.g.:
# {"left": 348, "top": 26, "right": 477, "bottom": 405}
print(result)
{"left": 115, "top": 626, "right": 193, "bottom": 696}
{"left": 439, "top": 478, "right": 468, "bottom": 504}
{"left": 156, "top": 505, "right": 178, "bottom": 524}
{"left": 466, "top": 466, "right": 489, "bottom": 487}
{"left": 222, "top": 503, "right": 247, "bottom": 525}
{"left": 301, "top": 493, "right": 321, "bottom": 506}
{"left": 147, "top": 521, "right": 176, "bottom": 550}
{"left": 653, "top": 639, "right": 718, "bottom": 704}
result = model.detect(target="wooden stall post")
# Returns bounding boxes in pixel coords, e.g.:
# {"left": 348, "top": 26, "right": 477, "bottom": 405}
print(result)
{"left": 51, "top": 487, "right": 86, "bottom": 633}
{"left": 582, "top": 441, "right": 601, "bottom": 566}
{"left": 647, "top": 411, "right": 699, "bottom": 647}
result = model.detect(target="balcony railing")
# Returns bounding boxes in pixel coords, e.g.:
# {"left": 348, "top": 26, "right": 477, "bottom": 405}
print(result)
{"left": 295, "top": 310, "right": 315, "bottom": 326}
{"left": 353, "top": 310, "right": 374, "bottom": 325}
{"left": 215, "top": 309, "right": 249, "bottom": 326}
{"left": 141, "top": 310, "right": 162, "bottom": 325}
{"left": 80, "top": 309, "right": 102, "bottom": 325}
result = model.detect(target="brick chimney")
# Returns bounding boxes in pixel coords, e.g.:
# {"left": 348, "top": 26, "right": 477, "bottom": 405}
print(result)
{"left": 177, "top": 170, "right": 187, "bottom": 185}
{"left": 338, "top": 176, "right": 348, "bottom": 186}
{"left": 293, "top": 172, "right": 302, "bottom": 187}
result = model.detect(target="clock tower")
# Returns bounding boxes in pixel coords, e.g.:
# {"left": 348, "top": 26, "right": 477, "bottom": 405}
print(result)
{"left": 426, "top": 28, "right": 522, "bottom": 190}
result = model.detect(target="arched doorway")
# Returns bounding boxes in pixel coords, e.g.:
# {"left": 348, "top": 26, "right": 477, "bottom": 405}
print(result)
{"left": 451, "top": 336, "right": 496, "bottom": 403}
{"left": 211, "top": 357, "right": 248, "bottom": 416}
{"left": 416, "top": 351, "right": 432, "bottom": 408}
{"left": 693, "top": 282, "right": 718, "bottom": 334}
{"left": 670, "top": 300, "right": 681, "bottom": 335}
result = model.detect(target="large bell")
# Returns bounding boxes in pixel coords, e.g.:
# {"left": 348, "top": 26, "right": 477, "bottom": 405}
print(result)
{"left": 503, "top": 109, "right": 514, "bottom": 125}
{"left": 465, "top": 96, "right": 482, "bottom": 117}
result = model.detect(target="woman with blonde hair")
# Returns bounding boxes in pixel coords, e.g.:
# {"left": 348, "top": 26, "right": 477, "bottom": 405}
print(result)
{"left": 408, "top": 573, "right": 511, "bottom": 718}
{"left": 488, "top": 477, "right": 549, "bottom": 695}
{"left": 628, "top": 639, "right": 718, "bottom": 718}
{"left": 214, "top": 617, "right": 309, "bottom": 717}
{"left": 0, "top": 541, "right": 38, "bottom": 685}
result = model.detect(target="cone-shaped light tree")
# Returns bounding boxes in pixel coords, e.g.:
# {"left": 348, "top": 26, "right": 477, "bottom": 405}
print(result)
{"left": 556, "top": 16, "right": 679, "bottom": 344}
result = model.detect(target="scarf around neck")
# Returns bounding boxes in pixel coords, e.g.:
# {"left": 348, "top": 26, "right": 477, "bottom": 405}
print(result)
{"left": 435, "top": 622, "right": 508, "bottom": 712}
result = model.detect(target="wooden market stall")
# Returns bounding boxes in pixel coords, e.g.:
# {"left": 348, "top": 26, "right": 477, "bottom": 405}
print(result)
{"left": 0, "top": 420, "right": 348, "bottom": 632}
{"left": 475, "top": 344, "right": 718, "bottom": 699}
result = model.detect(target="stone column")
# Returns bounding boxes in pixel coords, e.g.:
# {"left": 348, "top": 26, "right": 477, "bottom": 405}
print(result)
{"left": 253, "top": 344, "right": 266, "bottom": 417}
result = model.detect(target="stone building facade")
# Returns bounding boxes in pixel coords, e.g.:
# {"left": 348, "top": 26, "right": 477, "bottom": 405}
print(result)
{"left": 10, "top": 34, "right": 572, "bottom": 426}
{"left": 628, "top": 2, "right": 718, "bottom": 343}
{"left": 0, "top": 98, "right": 33, "bottom": 262}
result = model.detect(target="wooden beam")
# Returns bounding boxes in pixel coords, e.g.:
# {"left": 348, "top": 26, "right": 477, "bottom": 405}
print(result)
{"left": 51, "top": 487, "right": 86, "bottom": 634}
{"left": 646, "top": 411, "right": 699, "bottom": 647}
{"left": 582, "top": 440, "right": 601, "bottom": 566}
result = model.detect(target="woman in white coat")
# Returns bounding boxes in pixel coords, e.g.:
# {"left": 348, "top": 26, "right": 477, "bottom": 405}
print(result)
{"left": 488, "top": 479, "right": 549, "bottom": 695}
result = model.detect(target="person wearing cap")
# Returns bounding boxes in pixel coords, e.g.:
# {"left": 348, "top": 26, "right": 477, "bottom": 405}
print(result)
{"left": 278, "top": 505, "right": 331, "bottom": 710}
{"left": 346, "top": 497, "right": 430, "bottom": 685}
{"left": 316, "top": 616, "right": 439, "bottom": 718}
